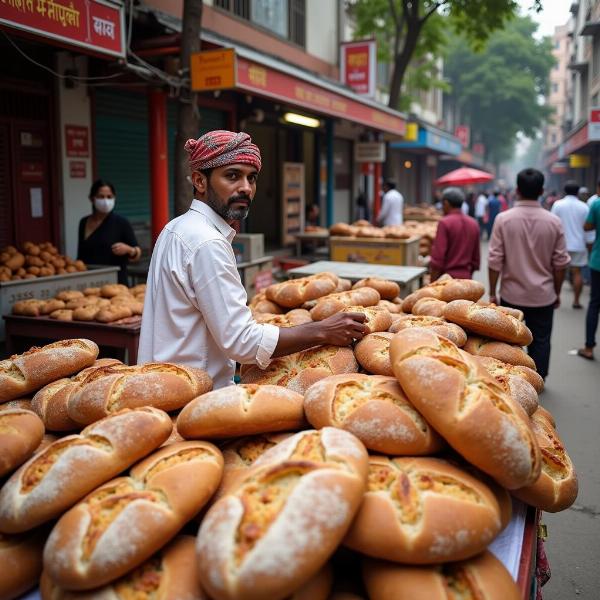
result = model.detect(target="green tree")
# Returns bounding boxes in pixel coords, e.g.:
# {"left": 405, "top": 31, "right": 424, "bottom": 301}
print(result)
{"left": 444, "top": 15, "right": 554, "bottom": 167}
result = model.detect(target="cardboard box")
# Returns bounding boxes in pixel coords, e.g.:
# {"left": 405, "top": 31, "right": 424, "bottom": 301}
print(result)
{"left": 232, "top": 233, "right": 264, "bottom": 263}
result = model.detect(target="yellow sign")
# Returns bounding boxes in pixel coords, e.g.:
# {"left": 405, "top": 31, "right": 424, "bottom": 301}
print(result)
{"left": 569, "top": 154, "right": 591, "bottom": 168}
{"left": 190, "top": 48, "right": 236, "bottom": 91}
{"left": 330, "top": 237, "right": 420, "bottom": 266}
{"left": 405, "top": 122, "right": 419, "bottom": 142}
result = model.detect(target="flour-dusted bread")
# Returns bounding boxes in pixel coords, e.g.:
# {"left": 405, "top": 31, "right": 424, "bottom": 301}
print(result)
{"left": 401, "top": 279, "right": 485, "bottom": 313}
{"left": 410, "top": 297, "right": 447, "bottom": 317}
{"left": 335, "top": 306, "right": 392, "bottom": 333}
{"left": 304, "top": 375, "right": 443, "bottom": 455}
{"left": 377, "top": 299, "right": 404, "bottom": 314}
{"left": 354, "top": 332, "right": 395, "bottom": 376}
{"left": 462, "top": 335, "right": 536, "bottom": 369}
{"left": 389, "top": 314, "right": 467, "bottom": 347}
{"left": 345, "top": 456, "right": 504, "bottom": 564}
{"left": 310, "top": 288, "right": 381, "bottom": 321}
{"left": 476, "top": 301, "right": 524, "bottom": 321}
{"left": 0, "top": 409, "right": 45, "bottom": 478}
{"left": 0, "top": 408, "right": 173, "bottom": 533}
{"left": 254, "top": 309, "right": 312, "bottom": 327}
{"left": 0, "top": 528, "right": 46, "bottom": 600}
{"left": 352, "top": 278, "right": 400, "bottom": 301}
{"left": 390, "top": 329, "right": 541, "bottom": 489}
{"left": 474, "top": 356, "right": 544, "bottom": 394}
{"left": 265, "top": 273, "right": 338, "bottom": 309}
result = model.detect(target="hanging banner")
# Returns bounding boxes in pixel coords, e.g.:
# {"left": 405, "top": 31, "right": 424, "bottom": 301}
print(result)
{"left": 340, "top": 39, "right": 377, "bottom": 97}
{"left": 455, "top": 125, "right": 471, "bottom": 148}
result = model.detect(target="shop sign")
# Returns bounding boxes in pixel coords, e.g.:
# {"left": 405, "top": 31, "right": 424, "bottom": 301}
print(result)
{"left": 340, "top": 39, "right": 376, "bottom": 97}
{"left": 20, "top": 161, "right": 44, "bottom": 182}
{"left": 69, "top": 160, "right": 86, "bottom": 178}
{"left": 563, "top": 124, "right": 589, "bottom": 155}
{"left": 569, "top": 154, "right": 591, "bottom": 168}
{"left": 589, "top": 107, "right": 600, "bottom": 140}
{"left": 65, "top": 125, "right": 89, "bottom": 157}
{"left": 472, "top": 143, "right": 485, "bottom": 156}
{"left": 404, "top": 122, "right": 419, "bottom": 141}
{"left": 354, "top": 142, "right": 385, "bottom": 163}
{"left": 551, "top": 161, "right": 568, "bottom": 174}
{"left": 455, "top": 125, "right": 470, "bottom": 148}
{"left": 190, "top": 48, "right": 236, "bottom": 91}
{"left": 0, "top": 0, "right": 125, "bottom": 58}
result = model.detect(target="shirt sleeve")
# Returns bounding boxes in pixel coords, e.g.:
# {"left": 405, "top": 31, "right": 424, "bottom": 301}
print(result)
{"left": 188, "top": 239, "right": 279, "bottom": 367}
{"left": 487, "top": 219, "right": 505, "bottom": 272}
{"left": 429, "top": 221, "right": 448, "bottom": 272}
{"left": 552, "top": 223, "right": 571, "bottom": 269}
{"left": 378, "top": 195, "right": 391, "bottom": 224}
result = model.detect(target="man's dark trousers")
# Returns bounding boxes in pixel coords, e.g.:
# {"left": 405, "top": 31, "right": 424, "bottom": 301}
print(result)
{"left": 501, "top": 299, "right": 555, "bottom": 379}
{"left": 585, "top": 267, "right": 600, "bottom": 348}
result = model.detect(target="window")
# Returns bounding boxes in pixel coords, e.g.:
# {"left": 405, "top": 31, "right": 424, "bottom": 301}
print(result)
{"left": 252, "top": 0, "right": 288, "bottom": 37}
{"left": 215, "top": 0, "right": 250, "bottom": 19}
{"left": 552, "top": 83, "right": 559, "bottom": 93}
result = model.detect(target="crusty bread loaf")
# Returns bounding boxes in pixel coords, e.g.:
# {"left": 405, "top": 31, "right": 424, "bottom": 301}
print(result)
{"left": 95, "top": 305, "right": 133, "bottom": 323}
{"left": 67, "top": 363, "right": 213, "bottom": 425}
{"left": 533, "top": 405, "right": 556, "bottom": 429}
{"left": 354, "top": 332, "right": 394, "bottom": 376}
{"left": 411, "top": 297, "right": 447, "bottom": 317}
{"left": 197, "top": 427, "right": 368, "bottom": 600}
{"left": 310, "top": 288, "right": 381, "bottom": 321}
{"left": 0, "top": 409, "right": 45, "bottom": 477}
{"left": 304, "top": 375, "right": 443, "bottom": 455}
{"left": 477, "top": 301, "right": 524, "bottom": 321}
{"left": 100, "top": 284, "right": 129, "bottom": 298}
{"left": 177, "top": 384, "right": 305, "bottom": 439}
{"left": 0, "top": 529, "right": 46, "bottom": 600}
{"left": 50, "top": 309, "right": 73, "bottom": 321}
{"left": 512, "top": 410, "right": 578, "bottom": 512}
{"left": 12, "top": 299, "right": 44, "bottom": 317}
{"left": 241, "top": 345, "right": 358, "bottom": 394}
{"left": 0, "top": 339, "right": 99, "bottom": 403}
{"left": 265, "top": 273, "right": 338, "bottom": 309}
{"left": 329, "top": 223, "right": 357, "bottom": 236}
{"left": 0, "top": 398, "right": 33, "bottom": 411}
{"left": 335, "top": 306, "right": 392, "bottom": 333}
{"left": 362, "top": 551, "right": 521, "bottom": 599}
{"left": 43, "top": 441, "right": 223, "bottom": 590}
{"left": 251, "top": 299, "right": 284, "bottom": 315}
{"left": 345, "top": 456, "right": 503, "bottom": 564}
{"left": 377, "top": 299, "right": 404, "bottom": 314}
{"left": 463, "top": 335, "right": 536, "bottom": 369}
{"left": 474, "top": 356, "right": 544, "bottom": 394}
{"left": 290, "top": 562, "right": 333, "bottom": 600}
{"left": 389, "top": 314, "right": 468, "bottom": 347}
{"left": 335, "top": 278, "right": 353, "bottom": 292}
{"left": 254, "top": 309, "right": 312, "bottom": 327}
{"left": 443, "top": 300, "right": 533, "bottom": 346}
{"left": 0, "top": 407, "right": 173, "bottom": 533}
{"left": 71, "top": 306, "right": 100, "bottom": 321}
{"left": 401, "top": 279, "right": 485, "bottom": 313}
{"left": 390, "top": 329, "right": 541, "bottom": 489}
{"left": 356, "top": 226, "right": 385, "bottom": 238}
{"left": 40, "top": 535, "right": 208, "bottom": 600}
{"left": 352, "top": 278, "right": 400, "bottom": 301}
{"left": 40, "top": 299, "right": 67, "bottom": 315}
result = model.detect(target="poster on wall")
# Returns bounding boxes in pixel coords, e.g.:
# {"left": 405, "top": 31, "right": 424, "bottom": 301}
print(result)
{"left": 281, "top": 162, "right": 305, "bottom": 246}
{"left": 340, "top": 39, "right": 377, "bottom": 97}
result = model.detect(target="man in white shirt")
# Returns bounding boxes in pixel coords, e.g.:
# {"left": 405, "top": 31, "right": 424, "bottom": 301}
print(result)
{"left": 377, "top": 180, "right": 404, "bottom": 226}
{"left": 551, "top": 181, "right": 590, "bottom": 308}
{"left": 475, "top": 192, "right": 488, "bottom": 239}
{"left": 139, "top": 130, "right": 367, "bottom": 388}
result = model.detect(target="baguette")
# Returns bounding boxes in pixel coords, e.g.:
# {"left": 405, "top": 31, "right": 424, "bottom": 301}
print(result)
{"left": 390, "top": 328, "right": 541, "bottom": 489}
{"left": 354, "top": 332, "right": 394, "bottom": 376}
{"left": 0, "top": 407, "right": 173, "bottom": 533}
{"left": 177, "top": 384, "right": 304, "bottom": 439}
{"left": 410, "top": 297, "right": 447, "bottom": 317}
{"left": 0, "top": 409, "right": 45, "bottom": 477}
{"left": 265, "top": 273, "right": 338, "bottom": 308}
{"left": 304, "top": 375, "right": 444, "bottom": 455}
{"left": 0, "top": 339, "right": 99, "bottom": 402}
{"left": 344, "top": 456, "right": 503, "bottom": 564}
{"left": 389, "top": 314, "right": 467, "bottom": 347}
{"left": 474, "top": 356, "right": 544, "bottom": 394}
{"left": 401, "top": 279, "right": 485, "bottom": 313}
{"left": 462, "top": 335, "right": 536, "bottom": 369}
{"left": 44, "top": 441, "right": 223, "bottom": 590}
{"left": 0, "top": 529, "right": 46, "bottom": 600}
{"left": 352, "top": 278, "right": 400, "bottom": 301}
{"left": 310, "top": 288, "right": 381, "bottom": 321}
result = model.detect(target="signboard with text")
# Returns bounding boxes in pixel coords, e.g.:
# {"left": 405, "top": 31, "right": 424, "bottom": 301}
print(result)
{"left": 589, "top": 107, "right": 600, "bottom": 141}
{"left": 340, "top": 39, "right": 377, "bottom": 97}
{"left": 65, "top": 125, "right": 89, "bottom": 157}
{"left": 455, "top": 125, "right": 470, "bottom": 148}
{"left": 354, "top": 142, "right": 386, "bottom": 163}
{"left": 190, "top": 48, "right": 236, "bottom": 91}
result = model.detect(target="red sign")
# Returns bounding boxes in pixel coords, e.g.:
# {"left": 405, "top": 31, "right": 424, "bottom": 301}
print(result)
{"left": 236, "top": 57, "right": 406, "bottom": 137}
{"left": 472, "top": 143, "right": 485, "bottom": 156}
{"left": 455, "top": 125, "right": 470, "bottom": 148}
{"left": 69, "top": 160, "right": 86, "bottom": 178}
{"left": 65, "top": 125, "right": 89, "bottom": 157}
{"left": 20, "top": 161, "right": 44, "bottom": 182}
{"left": 0, "top": 0, "right": 125, "bottom": 58}
{"left": 563, "top": 124, "right": 589, "bottom": 155}
{"left": 340, "top": 40, "right": 376, "bottom": 97}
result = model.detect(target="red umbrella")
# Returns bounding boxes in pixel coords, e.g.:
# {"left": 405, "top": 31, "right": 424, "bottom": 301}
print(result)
{"left": 435, "top": 167, "right": 494, "bottom": 187}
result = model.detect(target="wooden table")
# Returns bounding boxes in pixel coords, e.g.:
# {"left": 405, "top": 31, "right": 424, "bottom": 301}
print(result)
{"left": 3, "top": 315, "right": 142, "bottom": 364}
{"left": 294, "top": 232, "right": 330, "bottom": 257}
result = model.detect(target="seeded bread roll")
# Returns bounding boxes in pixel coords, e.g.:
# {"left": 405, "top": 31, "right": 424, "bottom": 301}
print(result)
{"left": 0, "top": 339, "right": 99, "bottom": 403}
{"left": 0, "top": 407, "right": 173, "bottom": 533}
{"left": 390, "top": 329, "right": 541, "bottom": 489}
{"left": 512, "top": 409, "right": 578, "bottom": 512}
{"left": 0, "top": 409, "right": 45, "bottom": 477}
{"left": 241, "top": 345, "right": 358, "bottom": 394}
{"left": 44, "top": 441, "right": 223, "bottom": 590}
{"left": 304, "top": 374, "right": 444, "bottom": 455}
{"left": 67, "top": 363, "right": 213, "bottom": 425}
{"left": 354, "top": 332, "right": 395, "bottom": 376}
{"left": 474, "top": 356, "right": 544, "bottom": 394}
{"left": 411, "top": 297, "right": 447, "bottom": 317}
{"left": 443, "top": 300, "right": 533, "bottom": 346}
{"left": 197, "top": 427, "right": 368, "bottom": 600}
{"left": 345, "top": 456, "right": 503, "bottom": 564}
{"left": 352, "top": 278, "right": 400, "bottom": 301}
{"left": 401, "top": 279, "right": 485, "bottom": 313}
{"left": 265, "top": 273, "right": 338, "bottom": 309}
{"left": 389, "top": 314, "right": 467, "bottom": 347}
{"left": 254, "top": 309, "right": 312, "bottom": 327}
{"left": 362, "top": 551, "right": 521, "bottom": 600}
{"left": 177, "top": 384, "right": 305, "bottom": 439}
{"left": 463, "top": 335, "right": 536, "bottom": 369}
{"left": 310, "top": 288, "right": 381, "bottom": 321}
{"left": 0, "top": 529, "right": 46, "bottom": 600}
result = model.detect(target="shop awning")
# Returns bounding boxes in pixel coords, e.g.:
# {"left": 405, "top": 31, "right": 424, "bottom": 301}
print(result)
{"left": 580, "top": 21, "right": 600, "bottom": 36}
{"left": 390, "top": 123, "right": 461, "bottom": 155}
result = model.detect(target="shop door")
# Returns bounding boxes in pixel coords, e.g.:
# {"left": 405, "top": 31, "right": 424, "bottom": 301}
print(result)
{"left": 334, "top": 139, "right": 352, "bottom": 224}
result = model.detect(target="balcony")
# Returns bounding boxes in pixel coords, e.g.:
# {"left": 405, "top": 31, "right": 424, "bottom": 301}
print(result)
{"left": 580, "top": 21, "right": 600, "bottom": 36}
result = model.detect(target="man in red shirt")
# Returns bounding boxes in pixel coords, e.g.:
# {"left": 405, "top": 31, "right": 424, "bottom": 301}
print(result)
{"left": 430, "top": 187, "right": 481, "bottom": 280}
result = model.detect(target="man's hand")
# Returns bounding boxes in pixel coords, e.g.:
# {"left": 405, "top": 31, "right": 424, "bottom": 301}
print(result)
{"left": 112, "top": 242, "right": 133, "bottom": 257}
{"left": 318, "top": 312, "right": 368, "bottom": 346}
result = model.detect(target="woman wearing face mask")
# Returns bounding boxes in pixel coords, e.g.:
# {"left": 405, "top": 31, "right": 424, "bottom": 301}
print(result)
{"left": 77, "top": 179, "right": 141, "bottom": 285}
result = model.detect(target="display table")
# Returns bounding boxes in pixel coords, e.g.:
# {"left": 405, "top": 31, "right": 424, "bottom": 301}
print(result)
{"left": 329, "top": 235, "right": 421, "bottom": 266}
{"left": 3, "top": 315, "right": 141, "bottom": 364}
{"left": 287, "top": 260, "right": 426, "bottom": 296}
{"left": 294, "top": 232, "right": 330, "bottom": 257}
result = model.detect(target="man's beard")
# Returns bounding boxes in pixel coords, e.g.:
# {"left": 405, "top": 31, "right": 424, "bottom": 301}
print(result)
{"left": 205, "top": 184, "right": 251, "bottom": 221}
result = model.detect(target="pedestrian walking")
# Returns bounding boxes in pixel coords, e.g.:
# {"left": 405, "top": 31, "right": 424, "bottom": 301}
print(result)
{"left": 488, "top": 168, "right": 570, "bottom": 379}
{"left": 377, "top": 180, "right": 404, "bottom": 226}
{"left": 587, "top": 181, "right": 600, "bottom": 207}
{"left": 429, "top": 187, "right": 480, "bottom": 281}
{"left": 475, "top": 191, "right": 488, "bottom": 239}
{"left": 551, "top": 181, "right": 590, "bottom": 309}
{"left": 486, "top": 190, "right": 502, "bottom": 238}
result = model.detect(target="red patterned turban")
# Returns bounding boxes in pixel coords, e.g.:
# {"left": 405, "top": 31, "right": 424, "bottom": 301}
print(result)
{"left": 185, "top": 130, "right": 262, "bottom": 173}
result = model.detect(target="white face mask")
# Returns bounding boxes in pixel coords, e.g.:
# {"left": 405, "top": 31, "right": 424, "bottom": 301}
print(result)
{"left": 94, "top": 197, "right": 115, "bottom": 213}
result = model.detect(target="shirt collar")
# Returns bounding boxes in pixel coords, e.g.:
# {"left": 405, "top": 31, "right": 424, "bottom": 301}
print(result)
{"left": 564, "top": 195, "right": 579, "bottom": 201}
{"left": 514, "top": 200, "right": 541, "bottom": 207}
{"left": 189, "top": 199, "right": 236, "bottom": 242}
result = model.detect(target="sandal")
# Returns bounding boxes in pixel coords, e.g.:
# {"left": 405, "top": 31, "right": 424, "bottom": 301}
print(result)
{"left": 577, "top": 349, "right": 594, "bottom": 360}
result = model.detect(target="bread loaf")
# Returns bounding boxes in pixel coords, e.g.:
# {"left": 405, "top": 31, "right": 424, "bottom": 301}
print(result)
{"left": 354, "top": 332, "right": 394, "bottom": 376}
{"left": 362, "top": 551, "right": 521, "bottom": 599}
{"left": 0, "top": 339, "right": 99, "bottom": 403}
{"left": 401, "top": 279, "right": 485, "bottom": 313}
{"left": 443, "top": 300, "right": 533, "bottom": 346}
{"left": 265, "top": 273, "right": 338, "bottom": 308}
{"left": 335, "top": 278, "right": 353, "bottom": 292}
{"left": 390, "top": 329, "right": 541, "bottom": 489}
{"left": 329, "top": 223, "right": 357, "bottom": 236}
{"left": 0, "top": 409, "right": 45, "bottom": 477}
{"left": 345, "top": 456, "right": 504, "bottom": 564}
{"left": 533, "top": 405, "right": 556, "bottom": 429}
{"left": 477, "top": 301, "right": 524, "bottom": 321}
{"left": 100, "top": 284, "right": 129, "bottom": 298}
{"left": 462, "top": 335, "right": 536, "bottom": 369}
{"left": 0, "top": 398, "right": 33, "bottom": 411}
{"left": 241, "top": 345, "right": 358, "bottom": 394}
{"left": 40, "top": 299, "right": 67, "bottom": 315}
{"left": 474, "top": 356, "right": 544, "bottom": 394}
{"left": 55, "top": 291, "right": 83, "bottom": 302}
{"left": 310, "top": 288, "right": 381, "bottom": 321}
{"left": 12, "top": 299, "right": 44, "bottom": 317}
{"left": 411, "top": 297, "right": 447, "bottom": 317}
{"left": 352, "top": 278, "right": 400, "bottom": 301}
{"left": 67, "top": 363, "right": 213, "bottom": 425}
{"left": 304, "top": 375, "right": 443, "bottom": 455}
{"left": 389, "top": 314, "right": 467, "bottom": 347}
{"left": 0, "top": 529, "right": 46, "bottom": 600}
{"left": 95, "top": 305, "right": 133, "bottom": 323}
{"left": 0, "top": 407, "right": 173, "bottom": 533}
{"left": 82, "top": 287, "right": 100, "bottom": 296}
{"left": 197, "top": 427, "right": 368, "bottom": 600}
{"left": 290, "top": 563, "right": 333, "bottom": 600}
{"left": 255, "top": 309, "right": 312, "bottom": 327}
{"left": 44, "top": 441, "right": 223, "bottom": 590}
{"left": 50, "top": 309, "right": 73, "bottom": 321}
{"left": 377, "top": 299, "right": 404, "bottom": 314}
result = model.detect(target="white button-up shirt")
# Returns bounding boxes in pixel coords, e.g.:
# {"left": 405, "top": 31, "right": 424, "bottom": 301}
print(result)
{"left": 138, "top": 200, "right": 279, "bottom": 389}
{"left": 379, "top": 189, "right": 404, "bottom": 226}
{"left": 551, "top": 195, "right": 590, "bottom": 252}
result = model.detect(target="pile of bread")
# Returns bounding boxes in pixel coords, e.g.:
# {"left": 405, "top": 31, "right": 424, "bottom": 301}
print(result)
{"left": 0, "top": 272, "right": 577, "bottom": 600}
{"left": 11, "top": 284, "right": 145, "bottom": 323}
{"left": 403, "top": 204, "right": 443, "bottom": 221}
{"left": 0, "top": 243, "right": 86, "bottom": 282}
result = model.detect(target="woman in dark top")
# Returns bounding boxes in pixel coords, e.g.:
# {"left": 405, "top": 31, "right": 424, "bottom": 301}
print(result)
{"left": 77, "top": 179, "right": 141, "bottom": 285}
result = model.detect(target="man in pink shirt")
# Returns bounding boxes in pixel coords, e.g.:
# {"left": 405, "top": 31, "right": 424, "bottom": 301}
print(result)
{"left": 488, "top": 168, "right": 570, "bottom": 379}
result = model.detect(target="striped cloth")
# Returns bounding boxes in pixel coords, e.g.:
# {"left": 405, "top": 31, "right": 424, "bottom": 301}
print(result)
{"left": 185, "top": 130, "right": 262, "bottom": 172}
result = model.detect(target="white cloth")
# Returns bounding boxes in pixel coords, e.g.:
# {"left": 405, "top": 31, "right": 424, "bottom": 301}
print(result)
{"left": 378, "top": 189, "right": 404, "bottom": 226}
{"left": 138, "top": 200, "right": 279, "bottom": 389}
{"left": 551, "top": 195, "right": 590, "bottom": 252}
{"left": 475, "top": 193, "right": 488, "bottom": 218}
{"left": 461, "top": 201, "right": 469, "bottom": 215}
